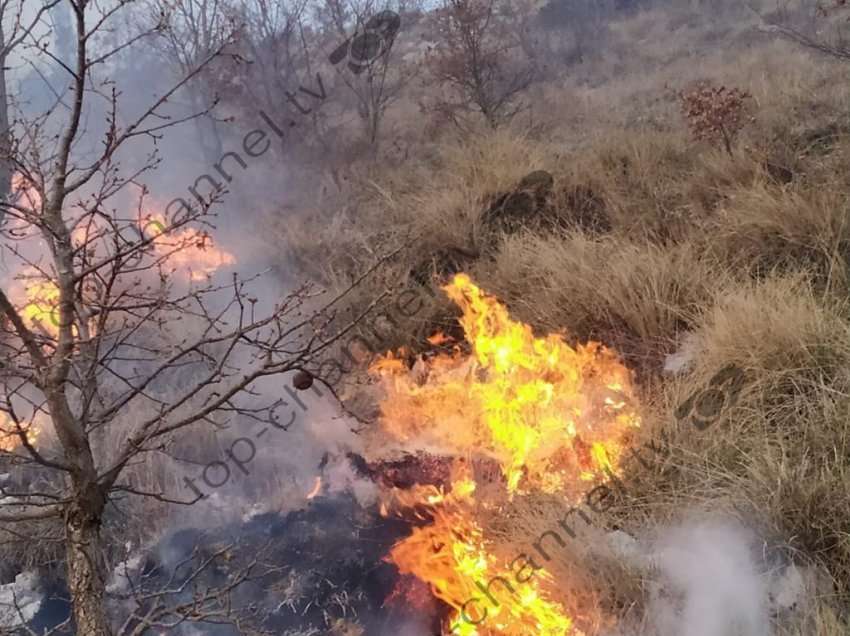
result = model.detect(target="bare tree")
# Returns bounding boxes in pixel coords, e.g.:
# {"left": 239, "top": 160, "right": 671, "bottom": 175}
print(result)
{"left": 755, "top": 0, "right": 850, "bottom": 59}
{"left": 423, "top": 0, "right": 535, "bottom": 130}
{"left": 233, "top": 0, "right": 334, "bottom": 153}
{"left": 148, "top": 0, "right": 238, "bottom": 163}
{"left": 0, "top": 1, "right": 379, "bottom": 633}
{"left": 537, "top": 0, "right": 614, "bottom": 67}
{"left": 0, "top": 0, "right": 63, "bottom": 225}
{"left": 325, "top": 2, "right": 412, "bottom": 150}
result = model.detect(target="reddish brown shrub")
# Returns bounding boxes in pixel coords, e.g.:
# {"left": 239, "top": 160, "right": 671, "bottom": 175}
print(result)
{"left": 679, "top": 82, "right": 752, "bottom": 156}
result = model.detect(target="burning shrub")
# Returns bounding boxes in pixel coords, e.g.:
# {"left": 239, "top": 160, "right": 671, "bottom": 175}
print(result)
{"left": 679, "top": 82, "right": 752, "bottom": 156}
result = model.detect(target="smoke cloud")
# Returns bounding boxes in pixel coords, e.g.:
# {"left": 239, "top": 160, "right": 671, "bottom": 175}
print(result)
{"left": 643, "top": 519, "right": 772, "bottom": 636}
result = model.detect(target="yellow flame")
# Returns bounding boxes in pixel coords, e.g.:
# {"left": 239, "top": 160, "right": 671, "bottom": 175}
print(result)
{"left": 18, "top": 278, "right": 61, "bottom": 335}
{"left": 0, "top": 414, "right": 39, "bottom": 452}
{"left": 371, "top": 273, "right": 641, "bottom": 495}
{"left": 372, "top": 274, "right": 641, "bottom": 635}
{"left": 386, "top": 466, "right": 575, "bottom": 636}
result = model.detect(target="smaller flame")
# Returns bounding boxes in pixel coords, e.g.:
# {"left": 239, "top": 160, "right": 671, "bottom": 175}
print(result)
{"left": 306, "top": 476, "right": 323, "bottom": 500}
{"left": 141, "top": 212, "right": 235, "bottom": 280}
{"left": 0, "top": 414, "right": 39, "bottom": 452}
{"left": 19, "top": 278, "right": 61, "bottom": 336}
{"left": 427, "top": 331, "right": 453, "bottom": 346}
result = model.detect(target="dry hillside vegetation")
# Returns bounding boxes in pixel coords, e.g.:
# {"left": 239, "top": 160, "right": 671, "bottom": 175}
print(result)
{"left": 278, "top": 2, "right": 850, "bottom": 633}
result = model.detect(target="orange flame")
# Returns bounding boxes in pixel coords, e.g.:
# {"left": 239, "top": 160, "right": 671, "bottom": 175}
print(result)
{"left": 370, "top": 274, "right": 642, "bottom": 635}
{"left": 11, "top": 172, "right": 42, "bottom": 211}
{"left": 386, "top": 464, "right": 575, "bottom": 635}
{"left": 371, "top": 273, "right": 641, "bottom": 495}
{"left": 0, "top": 414, "right": 39, "bottom": 452}
{"left": 142, "top": 212, "right": 235, "bottom": 281}
{"left": 307, "top": 476, "right": 323, "bottom": 500}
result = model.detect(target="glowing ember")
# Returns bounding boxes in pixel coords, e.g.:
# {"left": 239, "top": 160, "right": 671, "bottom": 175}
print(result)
{"left": 370, "top": 274, "right": 642, "bottom": 635}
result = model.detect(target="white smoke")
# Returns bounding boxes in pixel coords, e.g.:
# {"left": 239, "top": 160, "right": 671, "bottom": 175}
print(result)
{"left": 641, "top": 519, "right": 772, "bottom": 636}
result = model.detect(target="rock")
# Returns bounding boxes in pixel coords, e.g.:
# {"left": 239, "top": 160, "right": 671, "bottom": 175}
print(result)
{"left": 517, "top": 169, "right": 555, "bottom": 193}
{"left": 0, "top": 570, "right": 42, "bottom": 630}
{"left": 768, "top": 564, "right": 806, "bottom": 613}
{"left": 663, "top": 332, "right": 699, "bottom": 375}
{"left": 293, "top": 370, "right": 314, "bottom": 391}
{"left": 764, "top": 161, "right": 793, "bottom": 185}
{"left": 606, "top": 530, "right": 647, "bottom": 566}
{"left": 767, "top": 563, "right": 833, "bottom": 616}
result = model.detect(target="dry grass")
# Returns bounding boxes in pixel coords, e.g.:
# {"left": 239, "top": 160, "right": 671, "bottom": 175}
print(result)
{"left": 485, "top": 233, "right": 730, "bottom": 374}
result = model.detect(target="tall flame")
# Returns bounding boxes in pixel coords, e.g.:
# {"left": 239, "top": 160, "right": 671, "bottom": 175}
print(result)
{"left": 371, "top": 274, "right": 640, "bottom": 495}
{"left": 371, "top": 274, "right": 641, "bottom": 635}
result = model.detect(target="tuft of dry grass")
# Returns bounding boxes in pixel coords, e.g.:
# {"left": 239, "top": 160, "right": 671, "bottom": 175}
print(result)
{"left": 483, "top": 232, "right": 731, "bottom": 374}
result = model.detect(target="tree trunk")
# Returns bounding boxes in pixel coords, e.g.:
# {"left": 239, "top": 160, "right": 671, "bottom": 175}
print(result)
{"left": 0, "top": 32, "right": 13, "bottom": 226}
{"left": 65, "top": 494, "right": 111, "bottom": 635}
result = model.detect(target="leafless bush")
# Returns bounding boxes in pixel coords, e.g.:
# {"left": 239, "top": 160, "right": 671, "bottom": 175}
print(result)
{"left": 422, "top": 0, "right": 536, "bottom": 130}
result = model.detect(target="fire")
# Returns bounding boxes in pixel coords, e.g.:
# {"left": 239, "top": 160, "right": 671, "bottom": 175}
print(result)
{"left": 11, "top": 172, "right": 42, "bottom": 211}
{"left": 387, "top": 464, "right": 574, "bottom": 636}
{"left": 17, "top": 276, "right": 61, "bottom": 336}
{"left": 3, "top": 212, "right": 234, "bottom": 339}
{"left": 0, "top": 414, "right": 39, "bottom": 452}
{"left": 306, "top": 476, "right": 323, "bottom": 500}
{"left": 370, "top": 274, "right": 642, "bottom": 635}
{"left": 371, "top": 274, "right": 640, "bottom": 495}
{"left": 142, "top": 212, "right": 235, "bottom": 281}
{"left": 8, "top": 269, "right": 92, "bottom": 339}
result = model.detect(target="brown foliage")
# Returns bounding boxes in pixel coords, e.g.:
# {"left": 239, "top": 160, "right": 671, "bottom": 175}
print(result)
{"left": 679, "top": 82, "right": 751, "bottom": 156}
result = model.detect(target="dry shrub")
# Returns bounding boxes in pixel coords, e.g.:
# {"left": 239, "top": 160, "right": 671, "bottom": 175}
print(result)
{"left": 483, "top": 492, "right": 642, "bottom": 634}
{"left": 281, "top": 128, "right": 554, "bottom": 293}
{"left": 679, "top": 81, "right": 752, "bottom": 156}
{"left": 551, "top": 131, "right": 700, "bottom": 244}
{"left": 282, "top": 7, "right": 850, "bottom": 630}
